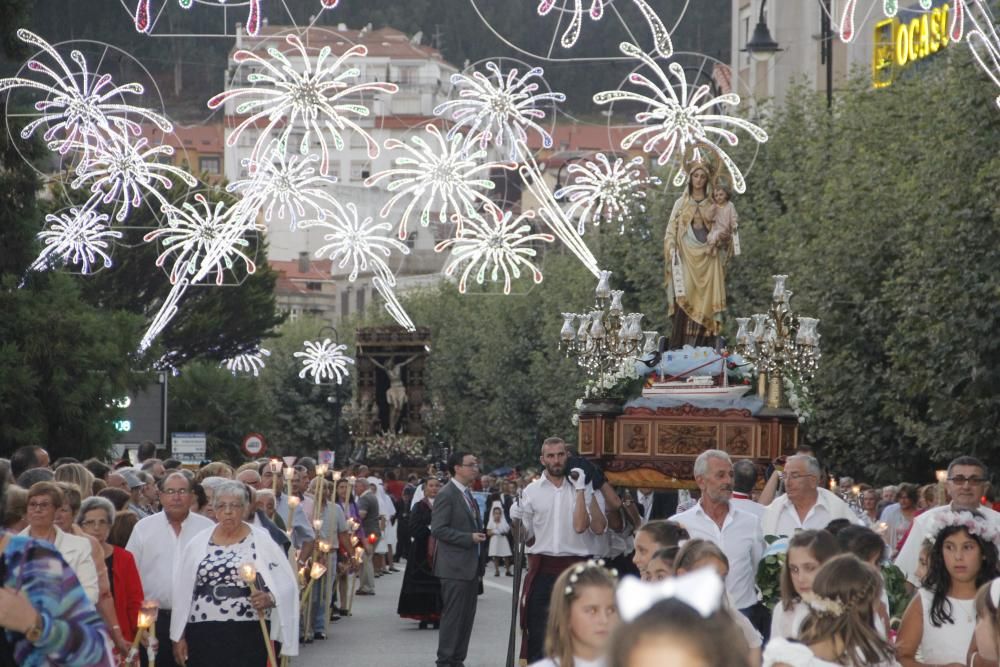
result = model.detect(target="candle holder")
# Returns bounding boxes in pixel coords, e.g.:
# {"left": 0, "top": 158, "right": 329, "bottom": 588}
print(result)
{"left": 935, "top": 469, "right": 948, "bottom": 505}
{"left": 238, "top": 564, "right": 278, "bottom": 667}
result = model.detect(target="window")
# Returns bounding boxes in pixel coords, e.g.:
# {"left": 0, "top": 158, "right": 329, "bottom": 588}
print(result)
{"left": 739, "top": 6, "right": 752, "bottom": 70}
{"left": 404, "top": 230, "right": 419, "bottom": 249}
{"left": 341, "top": 290, "right": 350, "bottom": 318}
{"left": 306, "top": 282, "right": 321, "bottom": 291}
{"left": 288, "top": 307, "right": 299, "bottom": 322}
{"left": 199, "top": 156, "right": 221, "bottom": 174}
{"left": 356, "top": 287, "right": 365, "bottom": 313}
{"left": 350, "top": 161, "right": 371, "bottom": 181}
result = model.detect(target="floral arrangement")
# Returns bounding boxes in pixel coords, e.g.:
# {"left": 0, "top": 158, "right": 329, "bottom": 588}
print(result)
{"left": 756, "top": 535, "right": 788, "bottom": 609}
{"left": 582, "top": 359, "right": 643, "bottom": 400}
{"left": 801, "top": 591, "right": 844, "bottom": 617}
{"left": 926, "top": 510, "right": 1000, "bottom": 549}
{"left": 365, "top": 432, "right": 426, "bottom": 463}
{"left": 784, "top": 374, "right": 814, "bottom": 423}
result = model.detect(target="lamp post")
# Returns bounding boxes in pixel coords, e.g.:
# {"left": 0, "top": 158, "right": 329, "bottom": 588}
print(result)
{"left": 319, "top": 325, "right": 344, "bottom": 462}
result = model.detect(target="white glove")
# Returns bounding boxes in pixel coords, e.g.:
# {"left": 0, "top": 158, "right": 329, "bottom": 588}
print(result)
{"left": 571, "top": 468, "right": 587, "bottom": 491}
{"left": 509, "top": 502, "right": 524, "bottom": 521}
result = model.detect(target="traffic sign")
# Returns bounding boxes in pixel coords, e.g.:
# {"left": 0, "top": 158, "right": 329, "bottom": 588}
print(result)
{"left": 242, "top": 433, "right": 267, "bottom": 458}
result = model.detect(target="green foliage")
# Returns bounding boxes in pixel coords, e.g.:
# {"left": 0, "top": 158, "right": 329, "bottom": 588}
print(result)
{"left": 882, "top": 562, "right": 909, "bottom": 619}
{"left": 756, "top": 546, "right": 785, "bottom": 610}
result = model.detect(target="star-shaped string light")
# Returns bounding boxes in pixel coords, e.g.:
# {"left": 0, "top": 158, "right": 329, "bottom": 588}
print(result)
{"left": 228, "top": 150, "right": 339, "bottom": 230}
{"left": 299, "top": 201, "right": 409, "bottom": 284}
{"left": 29, "top": 205, "right": 122, "bottom": 274}
{"left": 434, "top": 210, "right": 554, "bottom": 294}
{"left": 294, "top": 338, "right": 354, "bottom": 384}
{"left": 0, "top": 29, "right": 172, "bottom": 155}
{"left": 553, "top": 153, "right": 659, "bottom": 234}
{"left": 593, "top": 42, "right": 767, "bottom": 193}
{"left": 535, "top": 0, "right": 672, "bottom": 56}
{"left": 434, "top": 62, "right": 565, "bottom": 161}
{"left": 365, "top": 123, "right": 517, "bottom": 239}
{"left": 222, "top": 348, "right": 271, "bottom": 376}
{"left": 208, "top": 36, "right": 398, "bottom": 176}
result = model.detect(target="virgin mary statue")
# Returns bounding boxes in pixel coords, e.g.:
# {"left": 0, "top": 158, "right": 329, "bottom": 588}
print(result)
{"left": 663, "top": 161, "right": 728, "bottom": 349}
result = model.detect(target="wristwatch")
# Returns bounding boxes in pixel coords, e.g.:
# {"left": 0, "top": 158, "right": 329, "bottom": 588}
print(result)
{"left": 24, "top": 612, "right": 43, "bottom": 643}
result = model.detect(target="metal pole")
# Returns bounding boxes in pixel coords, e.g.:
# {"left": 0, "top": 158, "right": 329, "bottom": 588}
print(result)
{"left": 505, "top": 516, "right": 527, "bottom": 667}
{"left": 822, "top": 0, "right": 833, "bottom": 109}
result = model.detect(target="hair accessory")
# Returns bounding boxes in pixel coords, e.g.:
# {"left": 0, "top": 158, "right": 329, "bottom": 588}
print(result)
{"left": 801, "top": 591, "right": 845, "bottom": 617}
{"left": 616, "top": 568, "right": 724, "bottom": 622}
{"left": 925, "top": 510, "right": 1000, "bottom": 550}
{"left": 563, "top": 559, "right": 616, "bottom": 598}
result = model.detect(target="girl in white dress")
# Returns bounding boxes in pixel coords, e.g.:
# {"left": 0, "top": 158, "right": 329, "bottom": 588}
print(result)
{"left": 896, "top": 511, "right": 999, "bottom": 667}
{"left": 528, "top": 560, "right": 618, "bottom": 667}
{"left": 486, "top": 502, "right": 512, "bottom": 576}
{"left": 772, "top": 530, "right": 840, "bottom": 641}
{"left": 971, "top": 578, "right": 1000, "bottom": 666}
{"left": 763, "top": 554, "right": 897, "bottom": 667}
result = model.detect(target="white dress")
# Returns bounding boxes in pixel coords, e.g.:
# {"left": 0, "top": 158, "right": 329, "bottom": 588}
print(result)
{"left": 770, "top": 600, "right": 810, "bottom": 641}
{"left": 763, "top": 638, "right": 899, "bottom": 667}
{"left": 488, "top": 520, "right": 512, "bottom": 558}
{"left": 528, "top": 657, "right": 605, "bottom": 667}
{"left": 914, "top": 588, "right": 976, "bottom": 665}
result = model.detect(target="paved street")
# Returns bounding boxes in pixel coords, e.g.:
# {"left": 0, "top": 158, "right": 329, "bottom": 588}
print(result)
{"left": 297, "top": 564, "right": 517, "bottom": 666}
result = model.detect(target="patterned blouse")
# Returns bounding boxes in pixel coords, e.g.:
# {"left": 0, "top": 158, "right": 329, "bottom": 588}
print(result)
{"left": 1, "top": 532, "right": 111, "bottom": 667}
{"left": 189, "top": 535, "right": 268, "bottom": 624}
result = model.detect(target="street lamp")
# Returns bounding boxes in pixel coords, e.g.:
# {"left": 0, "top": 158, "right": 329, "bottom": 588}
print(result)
{"left": 742, "top": 0, "right": 782, "bottom": 62}
{"left": 318, "top": 325, "right": 344, "bottom": 459}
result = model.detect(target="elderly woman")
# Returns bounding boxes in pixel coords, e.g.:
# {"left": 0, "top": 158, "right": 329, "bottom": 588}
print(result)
{"left": 0, "top": 468, "right": 111, "bottom": 665}
{"left": 53, "top": 483, "right": 130, "bottom": 657}
{"left": 77, "top": 497, "right": 144, "bottom": 647}
{"left": 20, "top": 482, "right": 99, "bottom": 604}
{"left": 171, "top": 480, "right": 299, "bottom": 666}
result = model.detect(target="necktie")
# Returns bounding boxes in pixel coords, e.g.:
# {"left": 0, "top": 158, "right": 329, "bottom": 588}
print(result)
{"left": 463, "top": 488, "right": 480, "bottom": 530}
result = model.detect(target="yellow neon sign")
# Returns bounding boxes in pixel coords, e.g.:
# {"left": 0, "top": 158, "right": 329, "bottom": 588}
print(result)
{"left": 873, "top": 4, "right": 952, "bottom": 88}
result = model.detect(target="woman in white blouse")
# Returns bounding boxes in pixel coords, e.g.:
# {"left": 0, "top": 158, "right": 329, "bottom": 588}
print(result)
{"left": 171, "top": 480, "right": 299, "bottom": 666}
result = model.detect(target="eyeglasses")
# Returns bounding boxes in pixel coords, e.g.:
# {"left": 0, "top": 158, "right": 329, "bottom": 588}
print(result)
{"left": 81, "top": 519, "right": 111, "bottom": 528}
{"left": 27, "top": 501, "right": 54, "bottom": 511}
{"left": 948, "top": 476, "right": 987, "bottom": 486}
{"left": 161, "top": 488, "right": 191, "bottom": 496}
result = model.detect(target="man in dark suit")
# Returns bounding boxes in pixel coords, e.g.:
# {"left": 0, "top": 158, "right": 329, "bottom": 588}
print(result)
{"left": 432, "top": 451, "right": 487, "bottom": 667}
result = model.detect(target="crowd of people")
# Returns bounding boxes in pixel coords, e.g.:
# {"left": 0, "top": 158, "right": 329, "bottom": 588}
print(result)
{"left": 3, "top": 438, "right": 1000, "bottom": 667}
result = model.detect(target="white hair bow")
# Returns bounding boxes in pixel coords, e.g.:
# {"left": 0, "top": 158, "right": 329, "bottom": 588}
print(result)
{"left": 617, "top": 568, "right": 725, "bottom": 622}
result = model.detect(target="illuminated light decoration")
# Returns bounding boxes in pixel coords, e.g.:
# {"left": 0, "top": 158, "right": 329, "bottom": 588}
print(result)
{"left": 434, "top": 62, "right": 565, "bottom": 161}
{"left": 222, "top": 348, "right": 271, "bottom": 376}
{"left": 134, "top": 0, "right": 262, "bottom": 35}
{"left": 299, "top": 201, "right": 409, "bottom": 284}
{"left": 320, "top": 0, "right": 341, "bottom": 6}
{"left": 517, "top": 141, "right": 601, "bottom": 278}
{"left": 139, "top": 278, "right": 189, "bottom": 352}
{"left": 553, "top": 153, "right": 660, "bottom": 234}
{"left": 207, "top": 37, "right": 398, "bottom": 176}
{"left": 228, "top": 150, "right": 339, "bottom": 230}
{"left": 0, "top": 30, "right": 173, "bottom": 155}
{"left": 536, "top": 0, "right": 673, "bottom": 56}
{"left": 29, "top": 205, "right": 122, "bottom": 274}
{"left": 69, "top": 134, "right": 198, "bottom": 222}
{"left": 144, "top": 193, "right": 261, "bottom": 286}
{"left": 364, "top": 123, "right": 517, "bottom": 239}
{"left": 372, "top": 276, "right": 416, "bottom": 331}
{"left": 966, "top": 0, "right": 1000, "bottom": 108}
{"left": 434, "top": 210, "right": 554, "bottom": 295}
{"left": 593, "top": 42, "right": 768, "bottom": 193}
{"left": 839, "top": 0, "right": 969, "bottom": 43}
{"left": 294, "top": 338, "right": 354, "bottom": 384}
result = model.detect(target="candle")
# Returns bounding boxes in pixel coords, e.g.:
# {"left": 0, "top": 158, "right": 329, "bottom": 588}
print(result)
{"left": 332, "top": 470, "right": 342, "bottom": 482}
{"left": 935, "top": 470, "right": 948, "bottom": 483}
{"left": 287, "top": 496, "right": 300, "bottom": 509}
{"left": 239, "top": 563, "right": 279, "bottom": 667}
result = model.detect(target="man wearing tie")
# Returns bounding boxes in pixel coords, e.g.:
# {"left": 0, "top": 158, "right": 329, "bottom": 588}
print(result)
{"left": 432, "top": 451, "right": 487, "bottom": 667}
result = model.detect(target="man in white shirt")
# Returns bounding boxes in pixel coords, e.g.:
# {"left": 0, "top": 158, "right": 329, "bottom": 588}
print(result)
{"left": 895, "top": 455, "right": 1000, "bottom": 586}
{"left": 761, "top": 455, "right": 859, "bottom": 536}
{"left": 671, "top": 450, "right": 766, "bottom": 636}
{"left": 510, "top": 437, "right": 606, "bottom": 663}
{"left": 127, "top": 472, "right": 213, "bottom": 667}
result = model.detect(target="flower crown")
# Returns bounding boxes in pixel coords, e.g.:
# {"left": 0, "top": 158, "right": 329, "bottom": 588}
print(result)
{"left": 801, "top": 591, "right": 845, "bottom": 617}
{"left": 564, "top": 559, "right": 618, "bottom": 597}
{"left": 925, "top": 510, "right": 1000, "bottom": 549}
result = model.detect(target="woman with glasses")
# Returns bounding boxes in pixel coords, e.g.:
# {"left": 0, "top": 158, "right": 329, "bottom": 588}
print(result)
{"left": 77, "top": 497, "right": 143, "bottom": 649}
{"left": 170, "top": 480, "right": 299, "bottom": 666}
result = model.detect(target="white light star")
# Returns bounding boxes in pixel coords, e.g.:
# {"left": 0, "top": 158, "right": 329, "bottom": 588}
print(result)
{"left": 69, "top": 134, "right": 198, "bottom": 222}
{"left": 535, "top": 0, "right": 672, "bottom": 56}
{"left": 434, "top": 62, "right": 565, "bottom": 161}
{"left": 553, "top": 153, "right": 659, "bottom": 234}
{"left": 222, "top": 348, "right": 271, "bottom": 377}
{"left": 967, "top": 0, "right": 1000, "bottom": 109}
{"left": 228, "top": 149, "right": 339, "bottom": 230}
{"left": 294, "top": 338, "right": 354, "bottom": 384}
{"left": 0, "top": 29, "right": 172, "bottom": 155}
{"left": 365, "top": 123, "right": 517, "bottom": 239}
{"left": 29, "top": 205, "right": 122, "bottom": 274}
{"left": 594, "top": 42, "right": 768, "bottom": 193}
{"left": 434, "top": 210, "right": 554, "bottom": 294}
{"left": 144, "top": 193, "right": 260, "bottom": 286}
{"left": 298, "top": 200, "right": 409, "bottom": 285}
{"left": 208, "top": 36, "right": 398, "bottom": 176}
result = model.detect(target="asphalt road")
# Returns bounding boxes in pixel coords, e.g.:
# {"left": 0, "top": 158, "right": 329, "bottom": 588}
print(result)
{"left": 296, "top": 563, "right": 517, "bottom": 667}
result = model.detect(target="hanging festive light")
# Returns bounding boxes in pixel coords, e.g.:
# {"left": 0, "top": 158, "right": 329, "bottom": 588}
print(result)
{"left": 134, "top": 0, "right": 263, "bottom": 36}
{"left": 434, "top": 62, "right": 565, "bottom": 161}
{"left": 836, "top": 0, "right": 966, "bottom": 43}
{"left": 435, "top": 210, "right": 554, "bottom": 295}
{"left": 208, "top": 38, "right": 398, "bottom": 176}
{"left": 294, "top": 338, "right": 354, "bottom": 384}
{"left": 535, "top": 0, "right": 673, "bottom": 56}
{"left": 28, "top": 205, "right": 122, "bottom": 274}
{"left": 365, "top": 123, "right": 517, "bottom": 239}
{"left": 966, "top": 0, "right": 1000, "bottom": 109}
{"left": 222, "top": 348, "right": 271, "bottom": 377}
{"left": 143, "top": 193, "right": 261, "bottom": 286}
{"left": 0, "top": 29, "right": 172, "bottom": 155}
{"left": 553, "top": 153, "right": 660, "bottom": 234}
{"left": 593, "top": 42, "right": 768, "bottom": 193}
{"left": 227, "top": 150, "right": 339, "bottom": 230}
